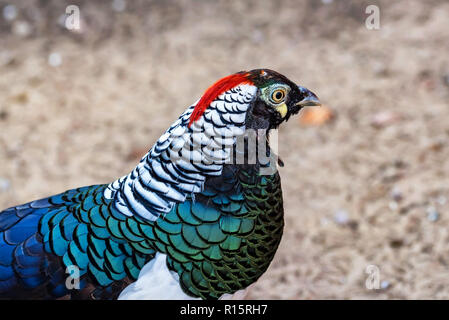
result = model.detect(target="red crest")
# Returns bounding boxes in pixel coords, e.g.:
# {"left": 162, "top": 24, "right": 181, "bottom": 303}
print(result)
{"left": 188, "top": 72, "right": 253, "bottom": 127}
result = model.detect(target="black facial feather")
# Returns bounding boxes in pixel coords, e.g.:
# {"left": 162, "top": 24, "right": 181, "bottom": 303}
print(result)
{"left": 244, "top": 69, "right": 307, "bottom": 130}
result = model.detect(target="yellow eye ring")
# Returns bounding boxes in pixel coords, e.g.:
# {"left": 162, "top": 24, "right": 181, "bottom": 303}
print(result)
{"left": 270, "top": 89, "right": 286, "bottom": 104}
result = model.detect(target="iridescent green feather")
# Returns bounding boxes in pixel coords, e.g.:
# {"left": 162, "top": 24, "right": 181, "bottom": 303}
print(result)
{"left": 149, "top": 165, "right": 284, "bottom": 299}
{"left": 36, "top": 163, "right": 283, "bottom": 300}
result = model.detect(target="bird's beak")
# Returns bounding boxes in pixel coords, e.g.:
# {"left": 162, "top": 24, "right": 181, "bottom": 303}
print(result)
{"left": 295, "top": 86, "right": 321, "bottom": 107}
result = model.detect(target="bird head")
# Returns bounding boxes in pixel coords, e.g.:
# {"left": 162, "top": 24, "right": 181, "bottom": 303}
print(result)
{"left": 188, "top": 68, "right": 321, "bottom": 132}
{"left": 108, "top": 69, "right": 321, "bottom": 222}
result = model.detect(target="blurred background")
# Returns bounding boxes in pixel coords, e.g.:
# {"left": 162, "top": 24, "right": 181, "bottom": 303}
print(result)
{"left": 1, "top": 0, "right": 449, "bottom": 299}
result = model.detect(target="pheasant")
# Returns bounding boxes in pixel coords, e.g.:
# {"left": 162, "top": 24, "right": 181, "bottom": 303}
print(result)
{"left": 0, "top": 69, "right": 320, "bottom": 300}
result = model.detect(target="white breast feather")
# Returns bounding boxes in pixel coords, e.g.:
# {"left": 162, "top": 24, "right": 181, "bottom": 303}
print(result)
{"left": 118, "top": 253, "right": 199, "bottom": 300}
{"left": 118, "top": 253, "right": 250, "bottom": 300}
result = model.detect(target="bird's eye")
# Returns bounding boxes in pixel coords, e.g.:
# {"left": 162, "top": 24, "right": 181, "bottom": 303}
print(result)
{"left": 270, "top": 89, "right": 286, "bottom": 104}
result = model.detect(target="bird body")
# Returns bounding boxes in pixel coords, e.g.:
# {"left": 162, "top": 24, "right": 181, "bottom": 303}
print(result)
{"left": 0, "top": 69, "right": 320, "bottom": 299}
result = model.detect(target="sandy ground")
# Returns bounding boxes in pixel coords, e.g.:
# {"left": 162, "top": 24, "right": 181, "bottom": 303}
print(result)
{"left": 1, "top": 0, "right": 449, "bottom": 299}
